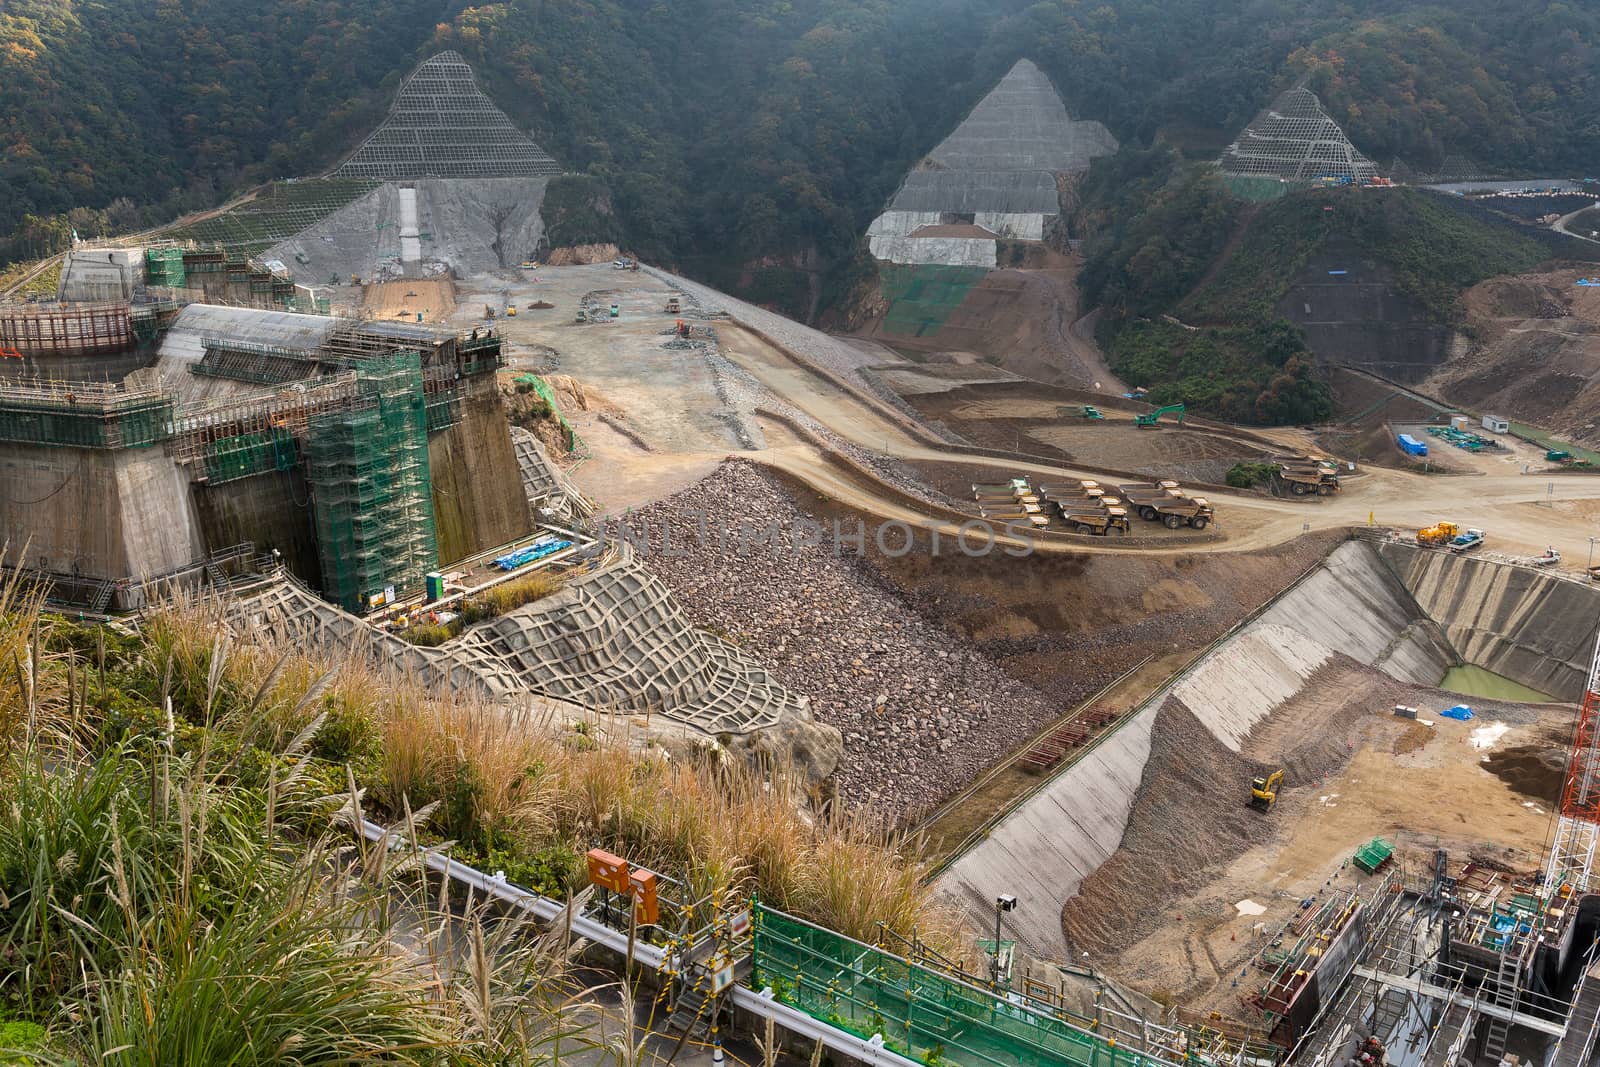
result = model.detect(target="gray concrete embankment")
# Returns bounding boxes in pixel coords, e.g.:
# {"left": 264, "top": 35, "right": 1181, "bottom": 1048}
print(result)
{"left": 938, "top": 538, "right": 1462, "bottom": 959}
{"left": 1377, "top": 541, "right": 1600, "bottom": 700}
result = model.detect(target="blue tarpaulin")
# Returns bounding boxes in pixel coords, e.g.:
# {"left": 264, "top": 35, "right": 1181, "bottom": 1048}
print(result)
{"left": 493, "top": 536, "right": 572, "bottom": 571}
{"left": 1440, "top": 704, "right": 1475, "bottom": 721}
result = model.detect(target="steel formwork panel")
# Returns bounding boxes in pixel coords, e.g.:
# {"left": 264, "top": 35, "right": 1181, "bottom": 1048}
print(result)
{"left": 0, "top": 303, "right": 135, "bottom": 357}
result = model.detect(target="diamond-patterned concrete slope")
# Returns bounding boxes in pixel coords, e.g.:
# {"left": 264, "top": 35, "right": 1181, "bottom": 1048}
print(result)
{"left": 925, "top": 59, "right": 1117, "bottom": 174}
{"left": 336, "top": 51, "right": 562, "bottom": 180}
{"left": 1219, "top": 87, "right": 1377, "bottom": 183}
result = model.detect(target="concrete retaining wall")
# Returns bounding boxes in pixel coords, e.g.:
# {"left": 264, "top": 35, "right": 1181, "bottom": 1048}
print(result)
{"left": 939, "top": 539, "right": 1452, "bottom": 959}
{"left": 1377, "top": 541, "right": 1600, "bottom": 699}
{"left": 429, "top": 380, "right": 533, "bottom": 564}
{"left": 0, "top": 442, "right": 202, "bottom": 583}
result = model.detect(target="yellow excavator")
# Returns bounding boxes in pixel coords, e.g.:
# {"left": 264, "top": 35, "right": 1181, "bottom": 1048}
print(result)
{"left": 1249, "top": 769, "right": 1284, "bottom": 813}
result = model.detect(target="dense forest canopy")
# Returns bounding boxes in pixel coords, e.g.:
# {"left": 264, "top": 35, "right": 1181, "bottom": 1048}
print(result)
{"left": 3, "top": 0, "right": 1597, "bottom": 288}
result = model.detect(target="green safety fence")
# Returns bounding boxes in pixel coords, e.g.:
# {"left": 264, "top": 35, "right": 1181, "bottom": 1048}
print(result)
{"left": 880, "top": 264, "right": 989, "bottom": 338}
{"left": 751, "top": 905, "right": 1168, "bottom": 1067}
{"left": 1509, "top": 421, "right": 1600, "bottom": 466}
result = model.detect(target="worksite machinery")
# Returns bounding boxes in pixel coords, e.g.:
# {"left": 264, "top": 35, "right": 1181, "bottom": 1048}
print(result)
{"left": 1136, "top": 403, "right": 1185, "bottom": 428}
{"left": 1249, "top": 769, "right": 1284, "bottom": 812}
{"left": 1278, "top": 459, "right": 1340, "bottom": 496}
{"left": 1417, "top": 521, "right": 1459, "bottom": 547}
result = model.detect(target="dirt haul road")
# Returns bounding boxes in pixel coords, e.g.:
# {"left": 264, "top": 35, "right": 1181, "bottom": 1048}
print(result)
{"left": 711, "top": 322, "right": 1600, "bottom": 565}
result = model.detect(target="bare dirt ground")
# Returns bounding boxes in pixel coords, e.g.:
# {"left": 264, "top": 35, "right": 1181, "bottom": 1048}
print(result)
{"left": 1064, "top": 656, "right": 1566, "bottom": 1015}
{"left": 451, "top": 265, "right": 1600, "bottom": 577}
{"left": 851, "top": 249, "right": 1129, "bottom": 392}
{"left": 363, "top": 278, "right": 456, "bottom": 322}
{"left": 1425, "top": 269, "right": 1600, "bottom": 448}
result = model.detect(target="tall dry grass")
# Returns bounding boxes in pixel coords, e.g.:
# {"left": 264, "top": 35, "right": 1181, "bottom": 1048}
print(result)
{"left": 134, "top": 593, "right": 958, "bottom": 950}
{"left": 0, "top": 581, "right": 604, "bottom": 1062}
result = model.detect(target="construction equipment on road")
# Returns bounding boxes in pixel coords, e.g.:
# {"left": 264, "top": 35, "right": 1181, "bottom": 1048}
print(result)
{"left": 1078, "top": 405, "right": 1105, "bottom": 420}
{"left": 1060, "top": 504, "right": 1129, "bottom": 536}
{"left": 1277, "top": 457, "right": 1341, "bottom": 496}
{"left": 1449, "top": 528, "right": 1485, "bottom": 553}
{"left": 1548, "top": 449, "right": 1573, "bottom": 464}
{"left": 1248, "top": 769, "right": 1284, "bottom": 812}
{"left": 1116, "top": 482, "right": 1185, "bottom": 521}
{"left": 1150, "top": 495, "right": 1213, "bottom": 530}
{"left": 1417, "top": 521, "right": 1459, "bottom": 547}
{"left": 665, "top": 295, "right": 681, "bottom": 314}
{"left": 1135, "top": 403, "right": 1185, "bottom": 428}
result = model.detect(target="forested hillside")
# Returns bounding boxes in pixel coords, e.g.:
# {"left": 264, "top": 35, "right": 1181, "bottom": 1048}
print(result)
{"left": 4, "top": 0, "right": 1598, "bottom": 300}
{"left": 1074, "top": 149, "right": 1592, "bottom": 424}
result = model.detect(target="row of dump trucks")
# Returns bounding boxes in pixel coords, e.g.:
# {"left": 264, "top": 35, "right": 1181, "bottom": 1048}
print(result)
{"left": 971, "top": 478, "right": 1215, "bottom": 534}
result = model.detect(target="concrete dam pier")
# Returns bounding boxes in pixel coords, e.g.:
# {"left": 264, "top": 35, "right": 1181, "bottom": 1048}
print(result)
{"left": 940, "top": 536, "right": 1600, "bottom": 959}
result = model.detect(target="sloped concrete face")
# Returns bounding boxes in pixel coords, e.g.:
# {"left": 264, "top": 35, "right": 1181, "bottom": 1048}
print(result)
{"left": 938, "top": 539, "right": 1455, "bottom": 959}
{"left": 266, "top": 177, "right": 549, "bottom": 283}
{"left": 1377, "top": 541, "right": 1600, "bottom": 699}
{"left": 925, "top": 60, "right": 1116, "bottom": 173}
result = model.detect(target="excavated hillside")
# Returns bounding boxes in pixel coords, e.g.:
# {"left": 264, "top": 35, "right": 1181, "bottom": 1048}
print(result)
{"left": 1424, "top": 268, "right": 1600, "bottom": 447}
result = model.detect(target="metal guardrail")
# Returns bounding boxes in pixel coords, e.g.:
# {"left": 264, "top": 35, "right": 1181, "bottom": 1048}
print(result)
{"left": 357, "top": 819, "right": 924, "bottom": 1067}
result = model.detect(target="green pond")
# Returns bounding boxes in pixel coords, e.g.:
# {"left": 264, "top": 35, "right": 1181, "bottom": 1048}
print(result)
{"left": 1438, "top": 664, "right": 1554, "bottom": 703}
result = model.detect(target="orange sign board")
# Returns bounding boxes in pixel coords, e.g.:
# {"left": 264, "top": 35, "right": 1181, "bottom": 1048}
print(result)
{"left": 630, "top": 868, "right": 659, "bottom": 926}
{"left": 586, "top": 848, "right": 630, "bottom": 894}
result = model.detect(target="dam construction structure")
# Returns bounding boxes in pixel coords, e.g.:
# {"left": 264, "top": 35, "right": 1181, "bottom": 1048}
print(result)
{"left": 939, "top": 533, "right": 1600, "bottom": 1060}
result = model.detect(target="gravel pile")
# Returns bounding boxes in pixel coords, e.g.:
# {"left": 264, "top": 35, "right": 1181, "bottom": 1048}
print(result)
{"left": 632, "top": 460, "right": 1059, "bottom": 816}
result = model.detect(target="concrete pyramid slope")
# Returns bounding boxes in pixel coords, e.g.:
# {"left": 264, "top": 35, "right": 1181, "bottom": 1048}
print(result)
{"left": 336, "top": 51, "right": 562, "bottom": 180}
{"left": 1219, "top": 86, "right": 1377, "bottom": 183}
{"left": 869, "top": 59, "right": 1116, "bottom": 266}
{"left": 926, "top": 59, "right": 1117, "bottom": 173}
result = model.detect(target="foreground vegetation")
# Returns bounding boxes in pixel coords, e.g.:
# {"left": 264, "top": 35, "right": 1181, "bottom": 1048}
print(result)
{"left": 0, "top": 581, "right": 947, "bottom": 1054}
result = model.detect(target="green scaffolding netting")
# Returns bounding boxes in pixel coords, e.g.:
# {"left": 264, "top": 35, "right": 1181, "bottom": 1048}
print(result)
{"left": 306, "top": 350, "right": 438, "bottom": 612}
{"left": 0, "top": 396, "right": 174, "bottom": 449}
{"left": 879, "top": 265, "right": 989, "bottom": 338}
{"left": 202, "top": 427, "right": 299, "bottom": 485}
{"left": 751, "top": 905, "right": 1162, "bottom": 1067}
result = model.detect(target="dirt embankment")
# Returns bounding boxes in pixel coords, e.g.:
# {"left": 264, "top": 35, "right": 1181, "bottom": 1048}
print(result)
{"left": 498, "top": 371, "right": 590, "bottom": 457}
{"left": 851, "top": 250, "right": 1124, "bottom": 390}
{"left": 1424, "top": 269, "right": 1600, "bottom": 447}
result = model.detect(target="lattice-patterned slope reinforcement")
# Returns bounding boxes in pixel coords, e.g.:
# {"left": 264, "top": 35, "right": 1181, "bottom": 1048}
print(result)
{"left": 336, "top": 51, "right": 562, "bottom": 181}
{"left": 1218, "top": 86, "right": 1378, "bottom": 183}
{"left": 228, "top": 547, "right": 820, "bottom": 742}
{"left": 869, "top": 59, "right": 1115, "bottom": 268}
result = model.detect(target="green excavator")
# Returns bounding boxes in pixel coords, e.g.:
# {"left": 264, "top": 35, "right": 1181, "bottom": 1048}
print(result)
{"left": 1135, "top": 403, "right": 1185, "bottom": 428}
